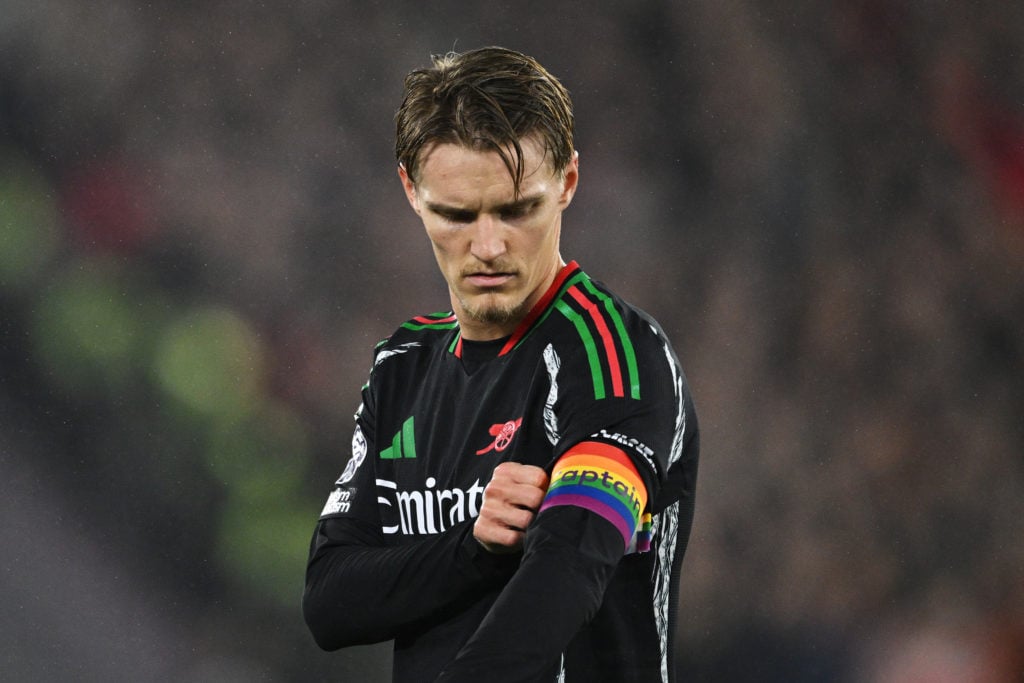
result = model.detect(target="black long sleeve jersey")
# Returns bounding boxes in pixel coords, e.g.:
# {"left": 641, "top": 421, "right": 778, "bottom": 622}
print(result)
{"left": 304, "top": 261, "right": 699, "bottom": 683}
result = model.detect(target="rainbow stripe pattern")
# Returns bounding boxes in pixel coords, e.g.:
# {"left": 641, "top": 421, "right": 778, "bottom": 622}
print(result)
{"left": 540, "top": 441, "right": 649, "bottom": 551}
{"left": 633, "top": 512, "right": 653, "bottom": 553}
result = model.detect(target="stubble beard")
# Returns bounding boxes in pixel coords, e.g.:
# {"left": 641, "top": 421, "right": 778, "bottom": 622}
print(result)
{"left": 457, "top": 291, "right": 529, "bottom": 327}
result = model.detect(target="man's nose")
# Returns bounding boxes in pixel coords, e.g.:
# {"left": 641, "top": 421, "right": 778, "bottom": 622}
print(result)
{"left": 470, "top": 214, "right": 507, "bottom": 262}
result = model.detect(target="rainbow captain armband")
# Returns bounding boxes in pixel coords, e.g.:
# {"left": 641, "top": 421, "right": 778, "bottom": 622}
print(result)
{"left": 540, "top": 440, "right": 650, "bottom": 552}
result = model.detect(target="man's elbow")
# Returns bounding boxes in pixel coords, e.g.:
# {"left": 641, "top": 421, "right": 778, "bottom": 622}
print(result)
{"left": 302, "top": 587, "right": 348, "bottom": 651}
{"left": 303, "top": 586, "right": 392, "bottom": 651}
{"left": 309, "top": 630, "right": 344, "bottom": 652}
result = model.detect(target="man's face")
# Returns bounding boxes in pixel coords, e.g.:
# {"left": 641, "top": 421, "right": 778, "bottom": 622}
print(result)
{"left": 399, "top": 136, "right": 579, "bottom": 341}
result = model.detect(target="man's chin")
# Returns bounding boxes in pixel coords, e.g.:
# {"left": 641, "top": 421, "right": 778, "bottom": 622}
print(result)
{"left": 460, "top": 295, "right": 527, "bottom": 327}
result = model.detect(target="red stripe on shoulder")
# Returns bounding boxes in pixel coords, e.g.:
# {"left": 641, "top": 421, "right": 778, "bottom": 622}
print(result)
{"left": 566, "top": 286, "right": 625, "bottom": 397}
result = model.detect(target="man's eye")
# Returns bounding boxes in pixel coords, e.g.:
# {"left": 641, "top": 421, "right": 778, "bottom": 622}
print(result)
{"left": 500, "top": 202, "right": 538, "bottom": 221}
{"left": 440, "top": 211, "right": 475, "bottom": 223}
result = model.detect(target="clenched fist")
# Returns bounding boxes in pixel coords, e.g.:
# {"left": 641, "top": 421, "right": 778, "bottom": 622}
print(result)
{"left": 473, "top": 462, "right": 550, "bottom": 554}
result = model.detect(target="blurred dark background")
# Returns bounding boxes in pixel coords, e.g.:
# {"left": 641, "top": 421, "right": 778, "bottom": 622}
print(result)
{"left": 2, "top": 2, "right": 1022, "bottom": 681}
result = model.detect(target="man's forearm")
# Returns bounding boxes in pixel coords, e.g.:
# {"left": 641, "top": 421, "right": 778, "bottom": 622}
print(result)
{"left": 434, "top": 507, "right": 622, "bottom": 682}
{"left": 303, "top": 518, "right": 519, "bottom": 650}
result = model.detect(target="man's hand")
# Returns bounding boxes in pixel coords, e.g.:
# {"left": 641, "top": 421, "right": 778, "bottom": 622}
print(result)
{"left": 474, "top": 462, "right": 549, "bottom": 554}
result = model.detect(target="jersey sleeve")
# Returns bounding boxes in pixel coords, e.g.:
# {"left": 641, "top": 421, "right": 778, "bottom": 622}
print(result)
{"left": 302, "top": 346, "right": 520, "bottom": 651}
{"left": 434, "top": 505, "right": 620, "bottom": 682}
{"left": 547, "top": 303, "right": 694, "bottom": 513}
{"left": 433, "top": 443, "right": 646, "bottom": 682}
{"left": 436, "top": 307, "right": 697, "bottom": 681}
{"left": 304, "top": 516, "right": 519, "bottom": 650}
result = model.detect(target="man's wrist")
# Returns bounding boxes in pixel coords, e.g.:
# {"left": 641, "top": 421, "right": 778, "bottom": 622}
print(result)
{"left": 460, "top": 524, "right": 521, "bottom": 579}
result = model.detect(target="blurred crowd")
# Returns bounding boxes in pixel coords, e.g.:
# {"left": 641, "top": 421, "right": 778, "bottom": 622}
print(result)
{"left": 1, "top": 1, "right": 1022, "bottom": 681}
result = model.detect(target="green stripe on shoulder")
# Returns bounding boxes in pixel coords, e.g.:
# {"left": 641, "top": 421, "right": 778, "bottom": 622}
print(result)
{"left": 555, "top": 298, "right": 606, "bottom": 400}
{"left": 580, "top": 279, "right": 641, "bottom": 399}
{"left": 400, "top": 311, "right": 459, "bottom": 332}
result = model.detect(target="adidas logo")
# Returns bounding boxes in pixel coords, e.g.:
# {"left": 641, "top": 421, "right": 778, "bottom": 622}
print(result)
{"left": 380, "top": 416, "right": 417, "bottom": 459}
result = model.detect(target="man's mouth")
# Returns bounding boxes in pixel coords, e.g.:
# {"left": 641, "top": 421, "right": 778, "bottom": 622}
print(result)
{"left": 465, "top": 272, "right": 514, "bottom": 288}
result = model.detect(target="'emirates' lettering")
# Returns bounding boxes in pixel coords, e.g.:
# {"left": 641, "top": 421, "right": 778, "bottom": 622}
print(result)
{"left": 377, "top": 477, "right": 486, "bottom": 535}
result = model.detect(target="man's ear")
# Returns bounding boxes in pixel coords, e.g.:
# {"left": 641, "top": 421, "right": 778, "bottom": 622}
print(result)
{"left": 397, "top": 164, "right": 420, "bottom": 214}
{"left": 559, "top": 151, "right": 580, "bottom": 207}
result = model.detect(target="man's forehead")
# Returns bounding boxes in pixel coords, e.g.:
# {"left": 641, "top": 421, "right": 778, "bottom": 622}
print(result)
{"left": 414, "top": 139, "right": 557, "bottom": 204}
{"left": 417, "top": 137, "right": 553, "bottom": 180}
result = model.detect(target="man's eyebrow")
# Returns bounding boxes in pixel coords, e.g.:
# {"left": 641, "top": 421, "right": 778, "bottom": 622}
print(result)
{"left": 495, "top": 193, "right": 545, "bottom": 211}
{"left": 424, "top": 201, "right": 475, "bottom": 216}
{"left": 424, "top": 193, "right": 545, "bottom": 216}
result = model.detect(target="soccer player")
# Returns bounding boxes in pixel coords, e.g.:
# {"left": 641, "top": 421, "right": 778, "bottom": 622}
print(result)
{"left": 303, "top": 46, "right": 699, "bottom": 683}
